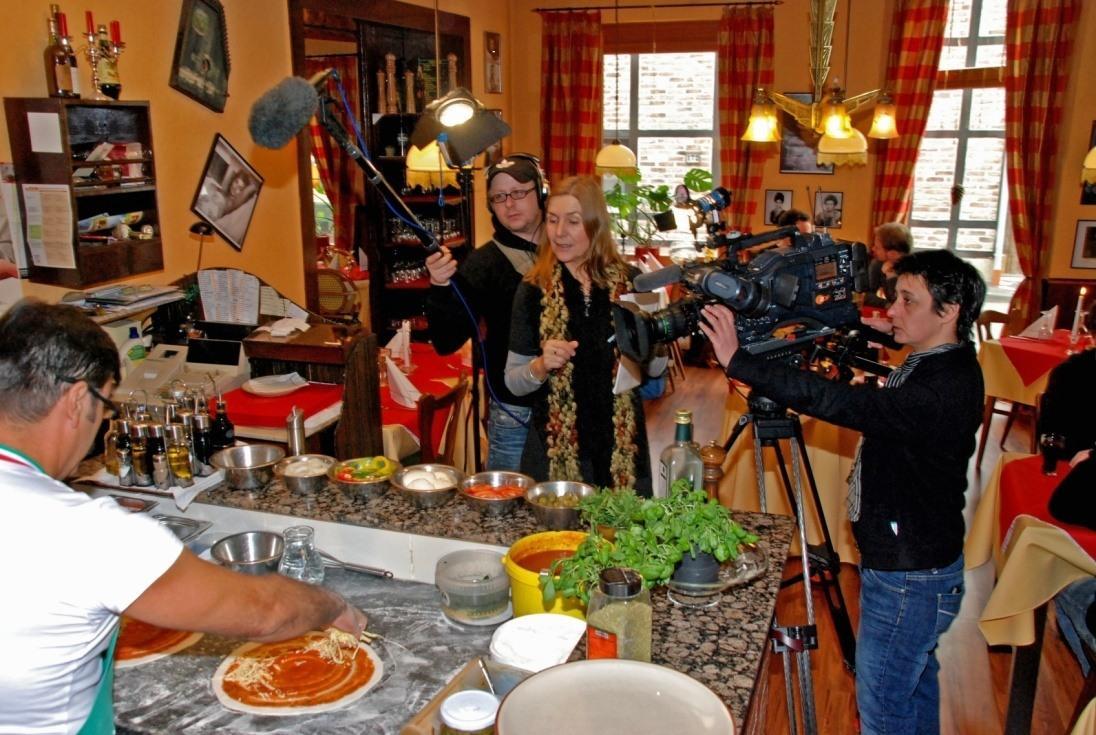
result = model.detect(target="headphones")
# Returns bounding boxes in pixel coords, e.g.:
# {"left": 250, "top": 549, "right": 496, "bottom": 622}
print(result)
{"left": 486, "top": 153, "right": 550, "bottom": 210}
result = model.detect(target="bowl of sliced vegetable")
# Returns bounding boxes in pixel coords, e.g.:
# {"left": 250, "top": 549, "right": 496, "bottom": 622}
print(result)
{"left": 328, "top": 455, "right": 400, "bottom": 498}
{"left": 458, "top": 471, "right": 536, "bottom": 517}
{"left": 526, "top": 481, "right": 596, "bottom": 530}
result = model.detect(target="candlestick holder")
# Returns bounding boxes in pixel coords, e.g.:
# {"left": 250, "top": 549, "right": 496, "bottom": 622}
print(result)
{"left": 82, "top": 30, "right": 125, "bottom": 101}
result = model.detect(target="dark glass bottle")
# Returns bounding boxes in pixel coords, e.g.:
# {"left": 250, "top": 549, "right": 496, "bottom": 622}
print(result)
{"left": 192, "top": 412, "right": 214, "bottom": 474}
{"left": 211, "top": 399, "right": 235, "bottom": 452}
{"left": 44, "top": 11, "right": 74, "bottom": 98}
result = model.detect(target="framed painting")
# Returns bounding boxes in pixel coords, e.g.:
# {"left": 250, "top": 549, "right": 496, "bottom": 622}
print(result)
{"left": 191, "top": 135, "right": 262, "bottom": 251}
{"left": 764, "top": 189, "right": 793, "bottom": 225}
{"left": 813, "top": 191, "right": 844, "bottom": 229}
{"left": 1071, "top": 220, "right": 1096, "bottom": 268}
{"left": 169, "top": 0, "right": 231, "bottom": 113}
{"left": 485, "top": 31, "right": 502, "bottom": 94}
{"left": 779, "top": 93, "right": 833, "bottom": 175}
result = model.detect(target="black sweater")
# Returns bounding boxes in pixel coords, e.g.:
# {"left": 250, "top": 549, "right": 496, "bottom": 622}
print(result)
{"left": 727, "top": 342, "right": 983, "bottom": 570}
{"left": 1036, "top": 349, "right": 1096, "bottom": 459}
{"left": 425, "top": 228, "right": 536, "bottom": 407}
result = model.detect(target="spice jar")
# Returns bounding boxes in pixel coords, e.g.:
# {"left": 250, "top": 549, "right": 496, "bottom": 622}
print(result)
{"left": 585, "top": 567, "right": 652, "bottom": 662}
{"left": 439, "top": 690, "right": 498, "bottom": 735}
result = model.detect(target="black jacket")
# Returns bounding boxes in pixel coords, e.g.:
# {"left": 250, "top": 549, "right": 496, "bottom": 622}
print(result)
{"left": 425, "top": 228, "right": 537, "bottom": 407}
{"left": 1037, "top": 349, "right": 1096, "bottom": 459}
{"left": 727, "top": 342, "right": 983, "bottom": 570}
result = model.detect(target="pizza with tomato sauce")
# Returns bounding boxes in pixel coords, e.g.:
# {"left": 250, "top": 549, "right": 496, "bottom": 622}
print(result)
{"left": 211, "top": 629, "right": 383, "bottom": 716}
{"left": 114, "top": 617, "right": 203, "bottom": 669}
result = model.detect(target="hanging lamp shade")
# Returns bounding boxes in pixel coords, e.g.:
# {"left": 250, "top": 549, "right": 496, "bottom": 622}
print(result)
{"left": 817, "top": 128, "right": 868, "bottom": 166}
{"left": 1083, "top": 146, "right": 1096, "bottom": 185}
{"left": 595, "top": 140, "right": 639, "bottom": 176}
{"left": 819, "top": 90, "right": 853, "bottom": 139}
{"left": 741, "top": 89, "right": 781, "bottom": 143}
{"left": 868, "top": 92, "right": 898, "bottom": 139}
{"left": 406, "top": 141, "right": 458, "bottom": 189}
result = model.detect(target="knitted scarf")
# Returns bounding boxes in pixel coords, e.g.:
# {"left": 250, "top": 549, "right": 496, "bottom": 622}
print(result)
{"left": 540, "top": 262, "right": 638, "bottom": 490}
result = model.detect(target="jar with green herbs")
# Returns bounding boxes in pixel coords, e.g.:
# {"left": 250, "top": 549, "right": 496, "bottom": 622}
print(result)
{"left": 585, "top": 567, "right": 651, "bottom": 662}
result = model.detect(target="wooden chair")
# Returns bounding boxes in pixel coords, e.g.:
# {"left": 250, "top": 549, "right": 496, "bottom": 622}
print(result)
{"left": 975, "top": 310, "right": 1036, "bottom": 465}
{"left": 417, "top": 374, "right": 471, "bottom": 465}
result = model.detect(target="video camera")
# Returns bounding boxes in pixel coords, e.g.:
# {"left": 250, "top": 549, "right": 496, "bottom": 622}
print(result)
{"left": 613, "top": 225, "right": 870, "bottom": 362}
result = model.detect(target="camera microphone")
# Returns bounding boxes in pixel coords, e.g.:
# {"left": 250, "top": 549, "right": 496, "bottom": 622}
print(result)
{"left": 633, "top": 264, "right": 682, "bottom": 292}
{"left": 249, "top": 75, "right": 324, "bottom": 149}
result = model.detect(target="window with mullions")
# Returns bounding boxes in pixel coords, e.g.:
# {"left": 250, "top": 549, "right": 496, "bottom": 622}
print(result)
{"left": 603, "top": 51, "right": 718, "bottom": 252}
{"left": 909, "top": 0, "right": 1010, "bottom": 277}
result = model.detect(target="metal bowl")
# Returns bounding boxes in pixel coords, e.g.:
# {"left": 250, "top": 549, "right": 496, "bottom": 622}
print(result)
{"left": 526, "top": 481, "right": 596, "bottom": 530}
{"left": 210, "top": 531, "right": 284, "bottom": 575}
{"left": 275, "top": 454, "right": 336, "bottom": 494}
{"left": 458, "top": 471, "right": 536, "bottom": 517}
{"left": 328, "top": 456, "right": 401, "bottom": 499}
{"left": 390, "top": 463, "right": 463, "bottom": 508}
{"left": 210, "top": 444, "right": 286, "bottom": 490}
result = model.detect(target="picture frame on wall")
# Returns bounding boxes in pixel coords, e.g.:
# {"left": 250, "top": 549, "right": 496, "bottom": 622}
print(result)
{"left": 485, "top": 31, "right": 502, "bottom": 94}
{"left": 1082, "top": 122, "right": 1096, "bottom": 205}
{"left": 1071, "top": 220, "right": 1096, "bottom": 268}
{"left": 191, "top": 135, "right": 263, "bottom": 252}
{"left": 779, "top": 93, "right": 834, "bottom": 175}
{"left": 169, "top": 0, "right": 231, "bottom": 113}
{"left": 764, "top": 189, "right": 793, "bottom": 225}
{"left": 814, "top": 191, "right": 844, "bottom": 229}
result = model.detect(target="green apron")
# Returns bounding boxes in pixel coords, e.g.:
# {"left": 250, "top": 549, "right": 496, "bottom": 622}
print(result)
{"left": 77, "top": 626, "right": 119, "bottom": 735}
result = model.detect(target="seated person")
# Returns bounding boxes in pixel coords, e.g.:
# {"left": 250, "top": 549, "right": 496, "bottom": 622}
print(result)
{"left": 1037, "top": 306, "right": 1096, "bottom": 463}
{"left": 865, "top": 222, "right": 913, "bottom": 308}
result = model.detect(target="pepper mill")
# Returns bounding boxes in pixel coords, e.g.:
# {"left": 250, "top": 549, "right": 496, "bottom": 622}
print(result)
{"left": 286, "top": 406, "right": 305, "bottom": 457}
{"left": 699, "top": 441, "right": 726, "bottom": 502}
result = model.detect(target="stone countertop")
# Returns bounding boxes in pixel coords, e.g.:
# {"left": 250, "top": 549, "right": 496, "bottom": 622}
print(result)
{"left": 110, "top": 476, "right": 794, "bottom": 731}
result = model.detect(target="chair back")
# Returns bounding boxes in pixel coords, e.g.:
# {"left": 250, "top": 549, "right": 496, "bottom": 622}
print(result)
{"left": 977, "top": 309, "right": 1010, "bottom": 343}
{"left": 315, "top": 268, "right": 360, "bottom": 323}
{"left": 417, "top": 373, "right": 471, "bottom": 465}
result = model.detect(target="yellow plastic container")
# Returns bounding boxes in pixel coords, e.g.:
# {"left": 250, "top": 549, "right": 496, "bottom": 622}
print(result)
{"left": 503, "top": 530, "right": 588, "bottom": 619}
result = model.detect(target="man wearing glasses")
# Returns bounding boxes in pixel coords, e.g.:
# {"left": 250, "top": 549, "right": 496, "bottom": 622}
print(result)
{"left": 425, "top": 154, "right": 547, "bottom": 470}
{"left": 0, "top": 299, "right": 368, "bottom": 735}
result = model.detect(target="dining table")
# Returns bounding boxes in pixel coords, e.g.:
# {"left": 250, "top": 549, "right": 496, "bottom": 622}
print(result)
{"left": 979, "top": 329, "right": 1091, "bottom": 410}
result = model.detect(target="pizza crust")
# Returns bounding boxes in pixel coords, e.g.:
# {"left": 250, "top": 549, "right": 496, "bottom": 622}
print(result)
{"left": 211, "top": 635, "right": 384, "bottom": 716}
{"left": 114, "top": 618, "right": 203, "bottom": 670}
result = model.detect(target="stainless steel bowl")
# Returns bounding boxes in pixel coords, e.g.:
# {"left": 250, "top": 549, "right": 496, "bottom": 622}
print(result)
{"left": 328, "top": 456, "right": 400, "bottom": 499}
{"left": 210, "top": 531, "right": 284, "bottom": 575}
{"left": 526, "top": 481, "right": 596, "bottom": 530}
{"left": 458, "top": 471, "right": 536, "bottom": 517}
{"left": 390, "top": 464, "right": 463, "bottom": 508}
{"left": 275, "top": 454, "right": 336, "bottom": 494}
{"left": 210, "top": 444, "right": 286, "bottom": 490}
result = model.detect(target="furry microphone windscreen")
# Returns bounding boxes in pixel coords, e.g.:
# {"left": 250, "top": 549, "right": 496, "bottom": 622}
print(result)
{"left": 248, "top": 77, "right": 318, "bottom": 150}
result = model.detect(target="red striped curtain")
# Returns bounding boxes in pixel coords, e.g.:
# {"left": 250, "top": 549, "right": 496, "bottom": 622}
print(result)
{"left": 869, "top": 0, "right": 948, "bottom": 226}
{"left": 540, "top": 10, "right": 603, "bottom": 182}
{"left": 1005, "top": 0, "right": 1080, "bottom": 324}
{"left": 717, "top": 5, "right": 773, "bottom": 228}
{"left": 305, "top": 55, "right": 362, "bottom": 254}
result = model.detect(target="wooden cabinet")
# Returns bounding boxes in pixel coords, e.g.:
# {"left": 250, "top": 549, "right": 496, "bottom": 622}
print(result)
{"left": 3, "top": 97, "right": 163, "bottom": 288}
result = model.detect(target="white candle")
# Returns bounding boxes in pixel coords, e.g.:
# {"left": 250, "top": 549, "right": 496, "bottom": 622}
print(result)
{"left": 1071, "top": 286, "right": 1087, "bottom": 343}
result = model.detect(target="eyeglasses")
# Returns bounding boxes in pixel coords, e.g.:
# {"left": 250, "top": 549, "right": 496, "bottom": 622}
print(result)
{"left": 488, "top": 186, "right": 536, "bottom": 205}
{"left": 59, "top": 377, "right": 119, "bottom": 419}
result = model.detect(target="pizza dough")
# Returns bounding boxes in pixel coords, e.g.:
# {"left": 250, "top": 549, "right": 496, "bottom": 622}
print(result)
{"left": 211, "top": 630, "right": 384, "bottom": 716}
{"left": 114, "top": 617, "right": 203, "bottom": 669}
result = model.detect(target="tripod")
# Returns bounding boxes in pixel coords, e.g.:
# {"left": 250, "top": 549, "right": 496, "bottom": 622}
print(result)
{"left": 724, "top": 393, "right": 857, "bottom": 735}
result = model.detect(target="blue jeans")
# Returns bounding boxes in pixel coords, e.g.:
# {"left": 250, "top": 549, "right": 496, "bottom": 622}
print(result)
{"left": 856, "top": 555, "right": 964, "bottom": 735}
{"left": 486, "top": 400, "right": 530, "bottom": 471}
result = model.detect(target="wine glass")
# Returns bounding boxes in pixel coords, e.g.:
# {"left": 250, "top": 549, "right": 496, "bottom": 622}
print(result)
{"left": 1039, "top": 433, "right": 1066, "bottom": 476}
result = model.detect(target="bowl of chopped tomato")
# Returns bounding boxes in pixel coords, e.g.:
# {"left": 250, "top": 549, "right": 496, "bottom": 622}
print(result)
{"left": 458, "top": 471, "right": 536, "bottom": 517}
{"left": 327, "top": 455, "right": 401, "bottom": 498}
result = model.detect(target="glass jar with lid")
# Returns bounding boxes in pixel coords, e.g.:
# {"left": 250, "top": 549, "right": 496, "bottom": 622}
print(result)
{"left": 439, "top": 690, "right": 499, "bottom": 735}
{"left": 585, "top": 567, "right": 652, "bottom": 662}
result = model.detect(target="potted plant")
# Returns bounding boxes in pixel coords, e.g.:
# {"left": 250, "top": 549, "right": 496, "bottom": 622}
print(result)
{"left": 541, "top": 479, "right": 758, "bottom": 604}
{"left": 604, "top": 167, "right": 714, "bottom": 250}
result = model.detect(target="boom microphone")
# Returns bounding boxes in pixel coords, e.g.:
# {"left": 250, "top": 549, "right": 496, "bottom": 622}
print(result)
{"left": 249, "top": 77, "right": 319, "bottom": 149}
{"left": 633, "top": 264, "right": 682, "bottom": 292}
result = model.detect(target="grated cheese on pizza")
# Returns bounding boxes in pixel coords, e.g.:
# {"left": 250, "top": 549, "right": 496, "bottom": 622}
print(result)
{"left": 302, "top": 628, "right": 360, "bottom": 664}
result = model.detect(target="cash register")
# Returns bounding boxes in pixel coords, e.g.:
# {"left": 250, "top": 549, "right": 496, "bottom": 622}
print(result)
{"left": 115, "top": 337, "right": 250, "bottom": 402}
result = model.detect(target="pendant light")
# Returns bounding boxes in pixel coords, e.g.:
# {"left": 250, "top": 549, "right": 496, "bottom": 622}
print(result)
{"left": 868, "top": 91, "right": 898, "bottom": 139}
{"left": 741, "top": 88, "right": 782, "bottom": 143}
{"left": 595, "top": 0, "right": 638, "bottom": 176}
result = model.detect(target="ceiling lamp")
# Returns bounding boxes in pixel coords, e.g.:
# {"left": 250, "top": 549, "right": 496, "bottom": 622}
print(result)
{"left": 596, "top": 0, "right": 638, "bottom": 177}
{"left": 741, "top": 88, "right": 782, "bottom": 143}
{"left": 817, "top": 127, "right": 868, "bottom": 166}
{"left": 1083, "top": 145, "right": 1096, "bottom": 185}
{"left": 405, "top": 141, "right": 458, "bottom": 189}
{"left": 868, "top": 91, "right": 898, "bottom": 139}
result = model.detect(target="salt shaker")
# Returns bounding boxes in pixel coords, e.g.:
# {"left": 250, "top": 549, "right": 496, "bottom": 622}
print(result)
{"left": 286, "top": 406, "right": 305, "bottom": 456}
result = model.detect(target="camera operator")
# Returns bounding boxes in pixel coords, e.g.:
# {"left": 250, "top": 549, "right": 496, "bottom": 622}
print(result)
{"left": 700, "top": 249, "right": 985, "bottom": 735}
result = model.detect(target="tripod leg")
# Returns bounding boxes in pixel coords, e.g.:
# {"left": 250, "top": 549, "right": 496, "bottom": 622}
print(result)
{"left": 783, "top": 649, "right": 799, "bottom": 735}
{"left": 798, "top": 649, "right": 819, "bottom": 735}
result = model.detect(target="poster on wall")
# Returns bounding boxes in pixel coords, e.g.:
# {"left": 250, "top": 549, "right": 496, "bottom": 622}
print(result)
{"left": 169, "top": 0, "right": 231, "bottom": 113}
{"left": 191, "top": 135, "right": 262, "bottom": 252}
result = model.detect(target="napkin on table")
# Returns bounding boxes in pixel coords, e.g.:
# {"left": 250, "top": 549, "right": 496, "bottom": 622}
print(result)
{"left": 384, "top": 320, "right": 413, "bottom": 367}
{"left": 1017, "top": 306, "right": 1057, "bottom": 338}
{"left": 387, "top": 358, "right": 421, "bottom": 408}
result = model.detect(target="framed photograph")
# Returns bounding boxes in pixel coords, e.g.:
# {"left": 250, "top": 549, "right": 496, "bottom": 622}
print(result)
{"left": 1082, "top": 122, "right": 1096, "bottom": 205}
{"left": 779, "top": 93, "right": 833, "bottom": 175}
{"left": 1071, "top": 220, "right": 1096, "bottom": 268}
{"left": 764, "top": 189, "right": 793, "bottom": 225}
{"left": 169, "top": 0, "right": 231, "bottom": 113}
{"left": 191, "top": 135, "right": 262, "bottom": 252}
{"left": 814, "top": 191, "right": 844, "bottom": 229}
{"left": 485, "top": 31, "right": 502, "bottom": 94}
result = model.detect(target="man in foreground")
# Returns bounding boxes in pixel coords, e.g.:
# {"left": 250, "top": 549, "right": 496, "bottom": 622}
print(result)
{"left": 0, "top": 299, "right": 367, "bottom": 735}
{"left": 700, "top": 250, "right": 985, "bottom": 734}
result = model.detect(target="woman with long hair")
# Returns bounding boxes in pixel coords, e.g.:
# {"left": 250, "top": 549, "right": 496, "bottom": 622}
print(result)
{"left": 504, "top": 176, "right": 663, "bottom": 495}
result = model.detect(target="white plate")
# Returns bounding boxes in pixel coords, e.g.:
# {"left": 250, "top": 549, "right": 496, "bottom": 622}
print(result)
{"left": 496, "top": 659, "right": 734, "bottom": 734}
{"left": 242, "top": 373, "right": 308, "bottom": 397}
